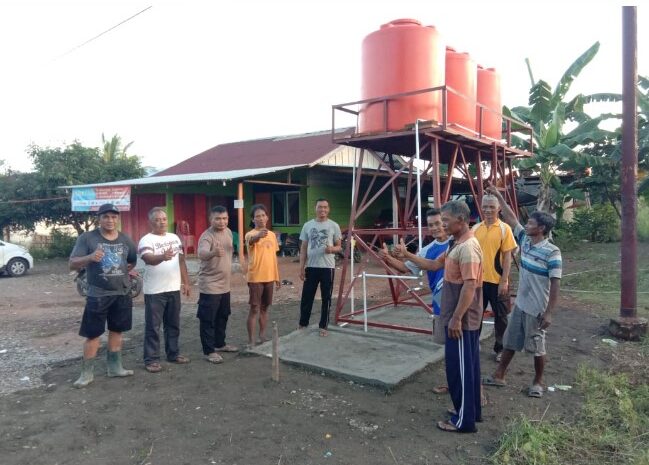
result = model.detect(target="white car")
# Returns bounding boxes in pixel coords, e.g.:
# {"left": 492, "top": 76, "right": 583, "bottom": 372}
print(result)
{"left": 0, "top": 240, "right": 34, "bottom": 277}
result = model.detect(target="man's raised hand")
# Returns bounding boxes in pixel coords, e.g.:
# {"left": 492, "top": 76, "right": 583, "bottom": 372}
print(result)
{"left": 90, "top": 245, "right": 105, "bottom": 263}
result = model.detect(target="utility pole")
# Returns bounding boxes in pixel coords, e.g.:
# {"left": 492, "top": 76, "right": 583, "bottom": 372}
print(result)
{"left": 609, "top": 6, "right": 648, "bottom": 340}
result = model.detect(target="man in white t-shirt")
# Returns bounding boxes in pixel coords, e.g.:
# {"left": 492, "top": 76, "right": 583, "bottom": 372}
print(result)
{"left": 138, "top": 207, "right": 191, "bottom": 373}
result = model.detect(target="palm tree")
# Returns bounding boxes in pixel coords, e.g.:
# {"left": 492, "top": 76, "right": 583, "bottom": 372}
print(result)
{"left": 505, "top": 42, "right": 620, "bottom": 215}
{"left": 101, "top": 133, "right": 134, "bottom": 163}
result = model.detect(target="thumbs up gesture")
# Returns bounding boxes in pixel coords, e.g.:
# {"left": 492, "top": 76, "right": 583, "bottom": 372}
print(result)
{"left": 214, "top": 240, "right": 225, "bottom": 257}
{"left": 393, "top": 238, "right": 407, "bottom": 258}
{"left": 90, "top": 245, "right": 105, "bottom": 262}
{"left": 378, "top": 242, "right": 390, "bottom": 259}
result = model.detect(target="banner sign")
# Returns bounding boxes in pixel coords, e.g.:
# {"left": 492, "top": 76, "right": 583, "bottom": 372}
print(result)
{"left": 71, "top": 186, "right": 131, "bottom": 211}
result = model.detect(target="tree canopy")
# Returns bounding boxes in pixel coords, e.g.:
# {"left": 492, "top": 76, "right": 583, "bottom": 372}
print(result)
{"left": 0, "top": 137, "right": 146, "bottom": 236}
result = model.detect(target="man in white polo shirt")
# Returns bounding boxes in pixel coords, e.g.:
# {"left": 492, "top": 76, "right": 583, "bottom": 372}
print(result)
{"left": 138, "top": 207, "right": 191, "bottom": 373}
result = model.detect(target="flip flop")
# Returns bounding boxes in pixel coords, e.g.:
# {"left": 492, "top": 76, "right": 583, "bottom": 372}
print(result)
{"left": 432, "top": 385, "right": 449, "bottom": 394}
{"left": 482, "top": 375, "right": 507, "bottom": 387}
{"left": 319, "top": 329, "right": 329, "bottom": 337}
{"left": 436, "top": 420, "right": 477, "bottom": 434}
{"left": 215, "top": 345, "right": 239, "bottom": 353}
{"left": 169, "top": 355, "right": 190, "bottom": 364}
{"left": 145, "top": 363, "right": 162, "bottom": 373}
{"left": 528, "top": 384, "right": 544, "bottom": 398}
{"left": 205, "top": 353, "right": 224, "bottom": 364}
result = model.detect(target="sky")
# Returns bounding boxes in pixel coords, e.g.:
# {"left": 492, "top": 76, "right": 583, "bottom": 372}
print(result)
{"left": 0, "top": 0, "right": 646, "bottom": 174}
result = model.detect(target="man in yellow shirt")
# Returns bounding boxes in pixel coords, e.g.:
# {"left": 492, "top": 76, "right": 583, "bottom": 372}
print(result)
{"left": 473, "top": 194, "right": 517, "bottom": 362}
{"left": 245, "top": 204, "right": 280, "bottom": 348}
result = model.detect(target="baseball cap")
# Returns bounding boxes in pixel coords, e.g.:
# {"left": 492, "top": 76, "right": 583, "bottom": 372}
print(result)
{"left": 97, "top": 203, "right": 120, "bottom": 215}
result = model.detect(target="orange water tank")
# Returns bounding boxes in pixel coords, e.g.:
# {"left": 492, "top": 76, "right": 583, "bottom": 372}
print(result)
{"left": 476, "top": 66, "right": 502, "bottom": 139}
{"left": 445, "top": 47, "right": 477, "bottom": 132}
{"left": 359, "top": 19, "right": 445, "bottom": 133}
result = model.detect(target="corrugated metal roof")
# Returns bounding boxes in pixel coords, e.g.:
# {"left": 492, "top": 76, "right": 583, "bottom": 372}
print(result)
{"left": 61, "top": 165, "right": 302, "bottom": 189}
{"left": 153, "top": 128, "right": 354, "bottom": 177}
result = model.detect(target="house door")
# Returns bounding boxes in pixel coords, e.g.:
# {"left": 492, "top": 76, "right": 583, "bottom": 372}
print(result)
{"left": 254, "top": 192, "right": 272, "bottom": 217}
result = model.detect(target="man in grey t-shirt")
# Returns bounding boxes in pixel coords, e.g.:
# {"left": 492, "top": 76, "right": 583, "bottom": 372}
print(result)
{"left": 298, "top": 198, "right": 342, "bottom": 336}
{"left": 69, "top": 203, "right": 138, "bottom": 388}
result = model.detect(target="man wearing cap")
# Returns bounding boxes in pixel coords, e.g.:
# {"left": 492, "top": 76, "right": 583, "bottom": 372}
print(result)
{"left": 69, "top": 203, "right": 138, "bottom": 388}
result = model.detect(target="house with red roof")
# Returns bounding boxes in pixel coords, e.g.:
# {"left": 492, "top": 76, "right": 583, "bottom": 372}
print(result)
{"left": 66, "top": 129, "right": 409, "bottom": 253}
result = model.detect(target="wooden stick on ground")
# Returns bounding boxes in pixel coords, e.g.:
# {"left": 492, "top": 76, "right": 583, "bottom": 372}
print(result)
{"left": 272, "top": 321, "right": 280, "bottom": 382}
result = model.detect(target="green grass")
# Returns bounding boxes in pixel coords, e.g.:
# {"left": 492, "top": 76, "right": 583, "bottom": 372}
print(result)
{"left": 491, "top": 243, "right": 649, "bottom": 465}
{"left": 490, "top": 363, "right": 649, "bottom": 465}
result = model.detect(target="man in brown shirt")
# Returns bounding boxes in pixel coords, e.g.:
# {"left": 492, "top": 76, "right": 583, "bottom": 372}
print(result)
{"left": 197, "top": 206, "right": 239, "bottom": 364}
{"left": 437, "top": 200, "right": 483, "bottom": 433}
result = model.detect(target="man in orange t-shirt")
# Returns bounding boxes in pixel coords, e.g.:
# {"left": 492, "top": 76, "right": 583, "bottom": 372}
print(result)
{"left": 244, "top": 204, "right": 280, "bottom": 348}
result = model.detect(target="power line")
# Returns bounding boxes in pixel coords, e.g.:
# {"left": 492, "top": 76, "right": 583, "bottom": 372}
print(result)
{"left": 55, "top": 5, "right": 153, "bottom": 61}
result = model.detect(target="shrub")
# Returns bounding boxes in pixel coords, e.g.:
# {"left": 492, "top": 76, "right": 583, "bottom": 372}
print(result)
{"left": 567, "top": 203, "right": 620, "bottom": 242}
{"left": 49, "top": 229, "right": 76, "bottom": 257}
{"left": 29, "top": 229, "right": 76, "bottom": 259}
{"left": 551, "top": 222, "right": 579, "bottom": 250}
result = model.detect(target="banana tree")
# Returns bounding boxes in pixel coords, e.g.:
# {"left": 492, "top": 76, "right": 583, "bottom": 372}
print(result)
{"left": 504, "top": 42, "right": 620, "bottom": 216}
{"left": 568, "top": 75, "right": 649, "bottom": 216}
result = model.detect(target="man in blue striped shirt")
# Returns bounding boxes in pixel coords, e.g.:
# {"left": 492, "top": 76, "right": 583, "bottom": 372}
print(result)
{"left": 483, "top": 184, "right": 562, "bottom": 399}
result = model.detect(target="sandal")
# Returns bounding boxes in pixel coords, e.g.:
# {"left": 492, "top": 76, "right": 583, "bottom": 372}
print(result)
{"left": 436, "top": 419, "right": 477, "bottom": 433}
{"left": 205, "top": 353, "right": 224, "bottom": 364}
{"left": 482, "top": 375, "right": 507, "bottom": 387}
{"left": 215, "top": 345, "right": 239, "bottom": 353}
{"left": 319, "top": 329, "right": 329, "bottom": 337}
{"left": 145, "top": 362, "right": 162, "bottom": 373}
{"left": 528, "top": 384, "right": 544, "bottom": 398}
{"left": 169, "top": 355, "right": 190, "bottom": 364}
{"left": 432, "top": 385, "right": 449, "bottom": 394}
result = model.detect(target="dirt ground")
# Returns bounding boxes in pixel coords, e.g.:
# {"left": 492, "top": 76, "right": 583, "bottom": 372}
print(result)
{"left": 0, "top": 256, "right": 610, "bottom": 465}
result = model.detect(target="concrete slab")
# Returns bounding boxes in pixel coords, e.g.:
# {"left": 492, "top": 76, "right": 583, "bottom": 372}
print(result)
{"left": 248, "top": 305, "right": 493, "bottom": 390}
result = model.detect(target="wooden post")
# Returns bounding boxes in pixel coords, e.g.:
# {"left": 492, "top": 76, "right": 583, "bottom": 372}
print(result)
{"left": 271, "top": 321, "right": 280, "bottom": 382}
{"left": 237, "top": 182, "right": 244, "bottom": 264}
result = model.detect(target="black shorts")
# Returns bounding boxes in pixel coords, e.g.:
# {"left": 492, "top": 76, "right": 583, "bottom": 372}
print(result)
{"left": 79, "top": 295, "right": 133, "bottom": 338}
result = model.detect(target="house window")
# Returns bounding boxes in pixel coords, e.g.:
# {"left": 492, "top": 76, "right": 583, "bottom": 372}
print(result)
{"left": 272, "top": 191, "right": 300, "bottom": 226}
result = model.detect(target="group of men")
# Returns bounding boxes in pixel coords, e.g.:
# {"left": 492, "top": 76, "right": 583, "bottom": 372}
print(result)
{"left": 68, "top": 191, "right": 562, "bottom": 436}
{"left": 378, "top": 185, "right": 561, "bottom": 433}
{"left": 68, "top": 198, "right": 342, "bottom": 387}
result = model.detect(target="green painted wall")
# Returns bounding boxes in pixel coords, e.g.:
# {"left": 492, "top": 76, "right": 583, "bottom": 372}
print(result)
{"left": 165, "top": 191, "right": 174, "bottom": 232}
{"left": 306, "top": 168, "right": 392, "bottom": 229}
{"left": 131, "top": 167, "right": 391, "bottom": 235}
